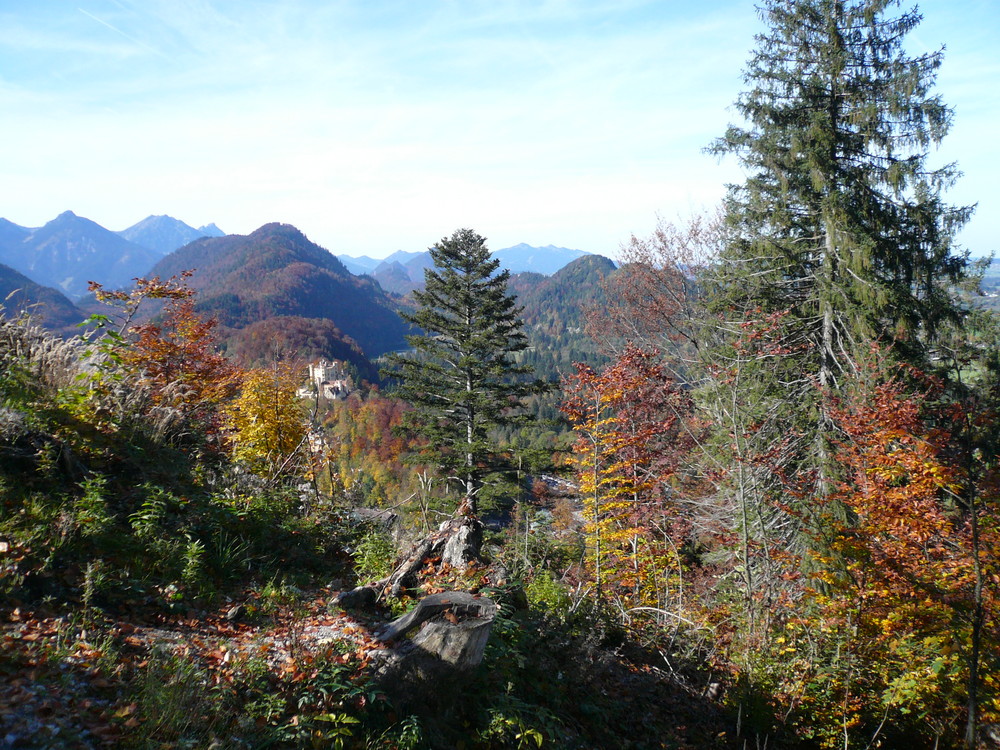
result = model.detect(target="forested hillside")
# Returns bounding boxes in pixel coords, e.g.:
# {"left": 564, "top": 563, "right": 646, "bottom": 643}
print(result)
{"left": 513, "top": 253, "right": 617, "bottom": 382}
{"left": 2, "top": 2, "right": 998, "bottom": 749}
{"left": 150, "top": 223, "right": 410, "bottom": 364}
{"left": 0, "top": 262, "right": 84, "bottom": 334}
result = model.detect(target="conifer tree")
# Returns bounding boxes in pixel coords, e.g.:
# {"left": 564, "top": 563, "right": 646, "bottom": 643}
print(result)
{"left": 384, "top": 228, "right": 542, "bottom": 514}
{"left": 706, "top": 0, "right": 972, "bottom": 522}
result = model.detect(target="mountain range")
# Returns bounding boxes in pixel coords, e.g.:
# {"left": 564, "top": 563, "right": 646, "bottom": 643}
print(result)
{"left": 0, "top": 212, "right": 226, "bottom": 300}
{"left": 0, "top": 212, "right": 159, "bottom": 300}
{"left": 338, "top": 244, "right": 590, "bottom": 295}
{"left": 116, "top": 215, "right": 225, "bottom": 257}
{"left": 0, "top": 210, "right": 615, "bottom": 379}
{"left": 1, "top": 211, "right": 592, "bottom": 304}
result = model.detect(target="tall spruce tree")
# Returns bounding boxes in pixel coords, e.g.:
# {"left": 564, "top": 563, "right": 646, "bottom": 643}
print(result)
{"left": 384, "top": 228, "right": 541, "bottom": 514}
{"left": 706, "top": 0, "right": 972, "bottom": 518}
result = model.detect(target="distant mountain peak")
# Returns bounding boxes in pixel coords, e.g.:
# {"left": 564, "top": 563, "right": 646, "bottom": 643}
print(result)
{"left": 118, "top": 215, "right": 227, "bottom": 257}
{"left": 251, "top": 222, "right": 295, "bottom": 236}
{"left": 149, "top": 223, "right": 408, "bottom": 359}
{"left": 198, "top": 223, "right": 225, "bottom": 237}
{"left": 492, "top": 243, "right": 589, "bottom": 276}
{"left": 0, "top": 211, "right": 159, "bottom": 300}
{"left": 382, "top": 249, "right": 424, "bottom": 265}
{"left": 336, "top": 254, "right": 382, "bottom": 275}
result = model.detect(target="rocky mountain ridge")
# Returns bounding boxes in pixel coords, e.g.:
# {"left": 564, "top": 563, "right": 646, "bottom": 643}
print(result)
{"left": 0, "top": 212, "right": 226, "bottom": 300}
{"left": 339, "top": 243, "right": 592, "bottom": 296}
{"left": 116, "top": 215, "right": 225, "bottom": 256}
{"left": 0, "top": 212, "right": 159, "bottom": 300}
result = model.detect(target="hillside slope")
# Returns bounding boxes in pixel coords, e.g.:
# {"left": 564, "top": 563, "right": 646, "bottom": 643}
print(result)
{"left": 0, "top": 262, "right": 85, "bottom": 334}
{"left": 512, "top": 253, "right": 618, "bottom": 380}
{"left": 150, "top": 223, "right": 410, "bottom": 360}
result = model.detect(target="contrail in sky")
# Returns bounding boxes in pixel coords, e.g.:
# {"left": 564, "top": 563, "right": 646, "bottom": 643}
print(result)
{"left": 78, "top": 7, "right": 171, "bottom": 60}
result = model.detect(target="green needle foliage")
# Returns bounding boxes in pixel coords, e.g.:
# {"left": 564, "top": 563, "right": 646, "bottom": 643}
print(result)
{"left": 711, "top": 0, "right": 971, "bottom": 354}
{"left": 383, "top": 228, "right": 547, "bottom": 513}
{"left": 704, "top": 0, "right": 974, "bottom": 530}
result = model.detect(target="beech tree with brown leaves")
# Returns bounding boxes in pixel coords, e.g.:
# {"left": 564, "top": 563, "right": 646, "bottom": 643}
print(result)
{"left": 561, "top": 344, "right": 698, "bottom": 621}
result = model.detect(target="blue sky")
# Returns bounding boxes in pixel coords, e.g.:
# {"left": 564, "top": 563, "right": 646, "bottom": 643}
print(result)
{"left": 1, "top": 0, "right": 997, "bottom": 259}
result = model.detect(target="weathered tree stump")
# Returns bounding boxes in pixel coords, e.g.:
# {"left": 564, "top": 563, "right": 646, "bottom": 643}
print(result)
{"left": 331, "top": 507, "right": 501, "bottom": 711}
{"left": 370, "top": 590, "right": 498, "bottom": 710}
{"left": 378, "top": 591, "right": 497, "bottom": 668}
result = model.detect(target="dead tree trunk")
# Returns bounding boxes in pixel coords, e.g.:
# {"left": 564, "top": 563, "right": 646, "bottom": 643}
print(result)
{"left": 333, "top": 507, "right": 483, "bottom": 608}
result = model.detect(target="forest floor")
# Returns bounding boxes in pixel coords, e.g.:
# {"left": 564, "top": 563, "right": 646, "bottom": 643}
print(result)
{"left": 2, "top": 587, "right": 382, "bottom": 748}
{"left": 1, "top": 583, "right": 741, "bottom": 749}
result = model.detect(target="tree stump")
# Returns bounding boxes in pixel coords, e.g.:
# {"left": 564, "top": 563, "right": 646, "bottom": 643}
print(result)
{"left": 331, "top": 509, "right": 500, "bottom": 711}
{"left": 371, "top": 591, "right": 498, "bottom": 711}
{"left": 378, "top": 591, "right": 497, "bottom": 669}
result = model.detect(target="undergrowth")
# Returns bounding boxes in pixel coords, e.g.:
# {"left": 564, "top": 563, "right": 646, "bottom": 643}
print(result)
{"left": 0, "top": 311, "right": 739, "bottom": 749}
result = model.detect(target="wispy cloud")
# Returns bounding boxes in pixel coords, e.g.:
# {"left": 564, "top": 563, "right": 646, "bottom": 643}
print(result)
{"left": 0, "top": 0, "right": 996, "bottom": 256}
{"left": 77, "top": 7, "right": 170, "bottom": 59}
{"left": 0, "top": 22, "right": 132, "bottom": 56}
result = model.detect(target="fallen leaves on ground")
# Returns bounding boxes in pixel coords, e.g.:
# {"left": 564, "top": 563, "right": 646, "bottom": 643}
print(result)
{"left": 0, "top": 587, "right": 380, "bottom": 747}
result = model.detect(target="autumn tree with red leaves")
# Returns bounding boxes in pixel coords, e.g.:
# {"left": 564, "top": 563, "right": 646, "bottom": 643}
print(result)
{"left": 747, "top": 363, "right": 1000, "bottom": 748}
{"left": 85, "top": 274, "right": 240, "bottom": 449}
{"left": 124, "top": 300, "right": 239, "bottom": 415}
{"left": 561, "top": 344, "right": 698, "bottom": 620}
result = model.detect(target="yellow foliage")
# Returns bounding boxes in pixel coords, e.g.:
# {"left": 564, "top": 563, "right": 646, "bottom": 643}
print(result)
{"left": 561, "top": 347, "right": 694, "bottom": 614}
{"left": 224, "top": 364, "right": 307, "bottom": 478}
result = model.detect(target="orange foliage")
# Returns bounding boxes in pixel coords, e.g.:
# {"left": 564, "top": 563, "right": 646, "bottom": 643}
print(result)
{"left": 123, "top": 298, "right": 239, "bottom": 411}
{"left": 89, "top": 273, "right": 195, "bottom": 335}
{"left": 91, "top": 274, "right": 319, "bottom": 477}
{"left": 84, "top": 274, "right": 240, "bottom": 445}
{"left": 771, "top": 373, "right": 1000, "bottom": 745}
{"left": 561, "top": 345, "right": 696, "bottom": 613}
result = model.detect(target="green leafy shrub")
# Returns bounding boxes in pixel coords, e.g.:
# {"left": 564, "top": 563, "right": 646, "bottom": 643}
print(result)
{"left": 352, "top": 528, "right": 396, "bottom": 582}
{"left": 524, "top": 571, "right": 572, "bottom": 616}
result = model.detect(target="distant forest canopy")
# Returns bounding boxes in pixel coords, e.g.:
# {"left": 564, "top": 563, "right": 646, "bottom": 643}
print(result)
{"left": 0, "top": 210, "right": 617, "bottom": 386}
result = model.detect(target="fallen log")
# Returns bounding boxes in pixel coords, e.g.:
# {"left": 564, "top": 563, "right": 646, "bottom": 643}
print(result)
{"left": 333, "top": 511, "right": 483, "bottom": 609}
